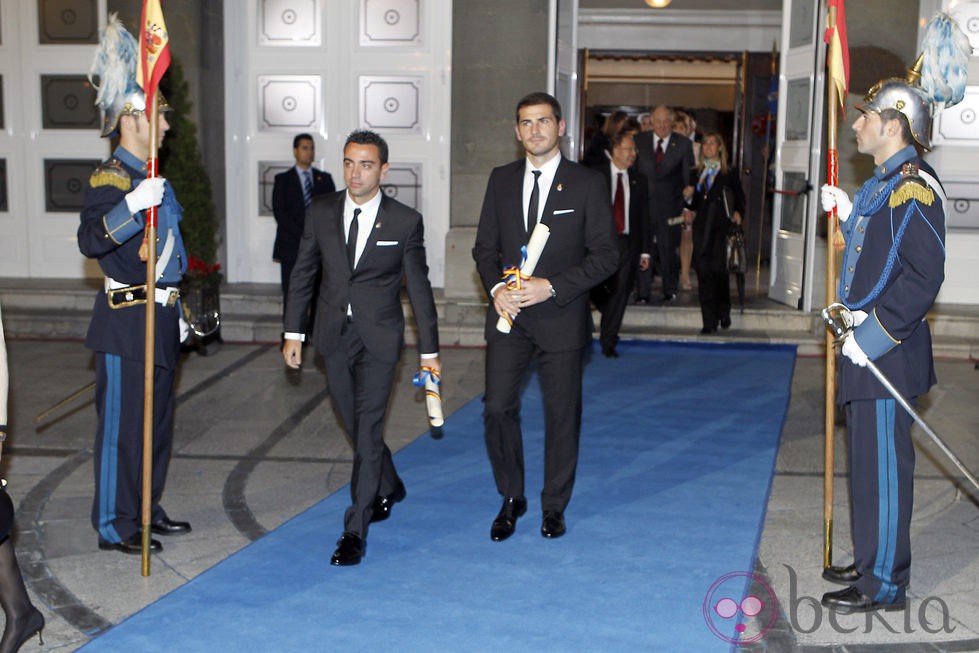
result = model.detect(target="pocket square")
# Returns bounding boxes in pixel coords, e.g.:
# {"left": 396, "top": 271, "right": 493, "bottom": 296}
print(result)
{"left": 377, "top": 240, "right": 399, "bottom": 246}
{"left": 552, "top": 209, "right": 574, "bottom": 215}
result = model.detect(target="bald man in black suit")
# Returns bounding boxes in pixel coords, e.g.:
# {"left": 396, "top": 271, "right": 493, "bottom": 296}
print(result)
{"left": 635, "top": 105, "right": 694, "bottom": 302}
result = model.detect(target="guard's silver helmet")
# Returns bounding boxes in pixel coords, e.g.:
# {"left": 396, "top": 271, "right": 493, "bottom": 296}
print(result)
{"left": 90, "top": 14, "right": 170, "bottom": 138}
{"left": 99, "top": 89, "right": 170, "bottom": 138}
{"left": 856, "top": 76, "right": 934, "bottom": 150}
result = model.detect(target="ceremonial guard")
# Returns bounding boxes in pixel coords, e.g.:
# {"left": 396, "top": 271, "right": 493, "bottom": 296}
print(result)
{"left": 818, "top": 14, "right": 970, "bottom": 612}
{"left": 77, "top": 16, "right": 191, "bottom": 554}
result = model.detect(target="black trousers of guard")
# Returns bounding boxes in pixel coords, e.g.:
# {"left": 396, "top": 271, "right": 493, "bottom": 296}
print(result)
{"left": 92, "top": 352, "right": 173, "bottom": 543}
{"left": 846, "top": 398, "right": 915, "bottom": 604}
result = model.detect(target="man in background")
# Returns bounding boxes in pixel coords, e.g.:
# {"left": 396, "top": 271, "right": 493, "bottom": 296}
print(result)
{"left": 272, "top": 133, "right": 336, "bottom": 322}
{"left": 635, "top": 105, "right": 694, "bottom": 303}
{"left": 589, "top": 131, "right": 651, "bottom": 358}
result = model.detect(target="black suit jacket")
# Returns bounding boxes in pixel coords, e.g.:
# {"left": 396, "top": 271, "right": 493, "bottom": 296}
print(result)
{"left": 284, "top": 190, "right": 439, "bottom": 364}
{"left": 472, "top": 157, "right": 619, "bottom": 351}
{"left": 591, "top": 163, "right": 652, "bottom": 259}
{"left": 272, "top": 166, "right": 336, "bottom": 263}
{"left": 634, "top": 131, "right": 694, "bottom": 225}
{"left": 689, "top": 167, "right": 745, "bottom": 271}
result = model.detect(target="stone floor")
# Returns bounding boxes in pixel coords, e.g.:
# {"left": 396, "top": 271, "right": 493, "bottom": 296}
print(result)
{"left": 1, "top": 333, "right": 977, "bottom": 651}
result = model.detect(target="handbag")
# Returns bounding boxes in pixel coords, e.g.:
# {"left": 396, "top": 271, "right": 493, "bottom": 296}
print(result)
{"left": 726, "top": 225, "right": 747, "bottom": 274}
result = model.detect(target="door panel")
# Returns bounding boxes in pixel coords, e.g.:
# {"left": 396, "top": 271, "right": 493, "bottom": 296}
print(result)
{"left": 770, "top": 0, "right": 826, "bottom": 309}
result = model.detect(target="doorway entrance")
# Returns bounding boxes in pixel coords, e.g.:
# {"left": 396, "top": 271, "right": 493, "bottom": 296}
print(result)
{"left": 578, "top": 51, "right": 777, "bottom": 288}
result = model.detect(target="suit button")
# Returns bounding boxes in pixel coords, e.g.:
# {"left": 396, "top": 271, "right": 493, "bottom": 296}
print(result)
{"left": 848, "top": 267, "right": 853, "bottom": 272}
{"left": 856, "top": 246, "right": 862, "bottom": 252}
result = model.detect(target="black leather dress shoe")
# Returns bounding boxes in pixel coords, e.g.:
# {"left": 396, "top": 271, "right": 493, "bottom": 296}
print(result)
{"left": 99, "top": 533, "right": 162, "bottom": 555}
{"left": 330, "top": 532, "right": 364, "bottom": 566}
{"left": 601, "top": 346, "right": 619, "bottom": 358}
{"left": 541, "top": 511, "right": 566, "bottom": 538}
{"left": 151, "top": 517, "right": 192, "bottom": 536}
{"left": 490, "top": 497, "right": 527, "bottom": 542}
{"left": 821, "top": 585, "right": 905, "bottom": 612}
{"left": 371, "top": 483, "right": 407, "bottom": 523}
{"left": 822, "top": 564, "right": 861, "bottom": 585}
{"left": 699, "top": 326, "right": 716, "bottom": 335}
{"left": 720, "top": 317, "right": 732, "bottom": 330}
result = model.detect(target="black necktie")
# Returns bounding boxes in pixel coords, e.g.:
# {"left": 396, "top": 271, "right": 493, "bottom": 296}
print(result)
{"left": 347, "top": 208, "right": 360, "bottom": 270}
{"left": 527, "top": 169, "right": 541, "bottom": 235}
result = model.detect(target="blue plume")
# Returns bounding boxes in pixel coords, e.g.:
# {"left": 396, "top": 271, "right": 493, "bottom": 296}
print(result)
{"left": 88, "top": 13, "right": 142, "bottom": 111}
{"left": 919, "top": 12, "right": 972, "bottom": 109}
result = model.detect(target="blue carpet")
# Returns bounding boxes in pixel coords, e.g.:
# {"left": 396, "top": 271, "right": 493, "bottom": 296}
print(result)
{"left": 82, "top": 341, "right": 795, "bottom": 652}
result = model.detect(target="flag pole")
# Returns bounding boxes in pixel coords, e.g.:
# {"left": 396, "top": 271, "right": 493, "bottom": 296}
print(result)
{"left": 822, "top": 0, "right": 845, "bottom": 574}
{"left": 141, "top": 95, "right": 159, "bottom": 577}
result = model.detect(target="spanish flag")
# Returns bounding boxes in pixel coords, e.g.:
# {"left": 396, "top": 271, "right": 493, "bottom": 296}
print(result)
{"left": 825, "top": 0, "right": 849, "bottom": 108}
{"left": 137, "top": 0, "right": 170, "bottom": 109}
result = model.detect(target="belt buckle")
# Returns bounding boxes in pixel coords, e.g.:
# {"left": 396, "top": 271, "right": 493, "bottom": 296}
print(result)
{"left": 107, "top": 284, "right": 147, "bottom": 309}
{"left": 165, "top": 290, "right": 179, "bottom": 308}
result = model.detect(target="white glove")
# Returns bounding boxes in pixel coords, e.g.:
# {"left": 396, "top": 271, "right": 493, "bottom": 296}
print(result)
{"left": 820, "top": 184, "right": 852, "bottom": 223}
{"left": 849, "top": 309, "right": 868, "bottom": 328}
{"left": 841, "top": 335, "right": 869, "bottom": 367}
{"left": 178, "top": 315, "right": 190, "bottom": 343}
{"left": 125, "top": 177, "right": 166, "bottom": 214}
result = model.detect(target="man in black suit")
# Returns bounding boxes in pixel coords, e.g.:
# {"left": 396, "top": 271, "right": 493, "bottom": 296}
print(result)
{"left": 589, "top": 131, "right": 651, "bottom": 358}
{"left": 635, "top": 105, "right": 694, "bottom": 302}
{"left": 272, "top": 133, "right": 336, "bottom": 319}
{"left": 473, "top": 92, "right": 618, "bottom": 542}
{"left": 283, "top": 130, "right": 439, "bottom": 566}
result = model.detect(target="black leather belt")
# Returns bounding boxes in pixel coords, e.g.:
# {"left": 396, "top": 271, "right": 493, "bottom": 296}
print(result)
{"left": 107, "top": 284, "right": 180, "bottom": 309}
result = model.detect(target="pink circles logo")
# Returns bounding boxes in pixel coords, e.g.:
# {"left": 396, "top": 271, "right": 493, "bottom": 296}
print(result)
{"left": 703, "top": 571, "right": 779, "bottom": 644}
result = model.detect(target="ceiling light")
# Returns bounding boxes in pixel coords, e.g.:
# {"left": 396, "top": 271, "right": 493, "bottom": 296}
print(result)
{"left": 644, "top": 0, "right": 672, "bottom": 7}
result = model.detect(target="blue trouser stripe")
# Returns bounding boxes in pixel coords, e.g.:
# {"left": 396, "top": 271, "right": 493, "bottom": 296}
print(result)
{"left": 98, "top": 354, "right": 122, "bottom": 543}
{"left": 873, "top": 398, "right": 899, "bottom": 603}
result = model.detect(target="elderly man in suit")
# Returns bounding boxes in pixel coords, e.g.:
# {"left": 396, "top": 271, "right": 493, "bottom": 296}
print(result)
{"left": 635, "top": 105, "right": 694, "bottom": 303}
{"left": 473, "top": 92, "right": 618, "bottom": 542}
{"left": 590, "top": 130, "right": 652, "bottom": 358}
{"left": 283, "top": 130, "right": 439, "bottom": 567}
{"left": 272, "top": 133, "right": 336, "bottom": 320}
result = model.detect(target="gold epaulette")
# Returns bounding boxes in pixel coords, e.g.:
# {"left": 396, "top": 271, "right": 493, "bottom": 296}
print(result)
{"left": 89, "top": 159, "right": 131, "bottom": 192}
{"left": 889, "top": 162, "right": 933, "bottom": 208}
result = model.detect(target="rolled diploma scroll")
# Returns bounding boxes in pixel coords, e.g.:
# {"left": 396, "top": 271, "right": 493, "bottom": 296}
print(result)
{"left": 424, "top": 374, "right": 444, "bottom": 428}
{"left": 413, "top": 367, "right": 443, "bottom": 428}
{"left": 496, "top": 222, "right": 551, "bottom": 334}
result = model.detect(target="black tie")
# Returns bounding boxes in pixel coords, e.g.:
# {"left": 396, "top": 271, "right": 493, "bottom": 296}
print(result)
{"left": 655, "top": 138, "right": 665, "bottom": 168}
{"left": 527, "top": 169, "right": 541, "bottom": 235}
{"left": 347, "top": 208, "right": 360, "bottom": 270}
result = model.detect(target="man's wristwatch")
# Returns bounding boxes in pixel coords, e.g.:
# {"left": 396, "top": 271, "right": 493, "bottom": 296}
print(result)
{"left": 548, "top": 284, "right": 556, "bottom": 299}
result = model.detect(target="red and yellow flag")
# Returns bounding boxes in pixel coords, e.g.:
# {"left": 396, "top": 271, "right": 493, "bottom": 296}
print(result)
{"left": 137, "top": 0, "right": 171, "bottom": 109}
{"left": 825, "top": 0, "right": 849, "bottom": 108}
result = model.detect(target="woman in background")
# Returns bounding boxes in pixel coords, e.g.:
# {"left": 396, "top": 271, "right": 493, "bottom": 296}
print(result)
{"left": 0, "top": 304, "right": 45, "bottom": 653}
{"left": 686, "top": 132, "right": 744, "bottom": 334}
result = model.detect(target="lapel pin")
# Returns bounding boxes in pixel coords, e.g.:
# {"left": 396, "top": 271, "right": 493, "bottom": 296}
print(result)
{"left": 556, "top": 183, "right": 563, "bottom": 192}
{"left": 375, "top": 222, "right": 382, "bottom": 229}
